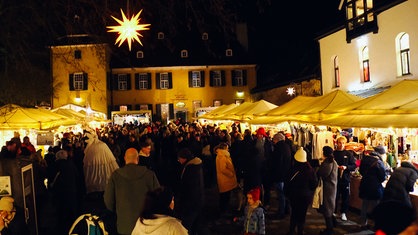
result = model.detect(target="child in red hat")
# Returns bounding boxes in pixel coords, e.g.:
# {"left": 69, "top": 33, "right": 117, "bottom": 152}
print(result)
{"left": 233, "top": 187, "right": 265, "bottom": 235}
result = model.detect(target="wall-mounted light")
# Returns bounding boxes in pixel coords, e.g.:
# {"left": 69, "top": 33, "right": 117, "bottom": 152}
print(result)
{"left": 75, "top": 91, "right": 82, "bottom": 102}
{"left": 236, "top": 91, "right": 244, "bottom": 98}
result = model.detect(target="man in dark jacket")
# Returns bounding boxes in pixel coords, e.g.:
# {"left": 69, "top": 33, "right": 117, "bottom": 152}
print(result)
{"left": 333, "top": 136, "right": 357, "bottom": 221}
{"left": 175, "top": 148, "right": 208, "bottom": 235}
{"left": 270, "top": 132, "right": 292, "bottom": 219}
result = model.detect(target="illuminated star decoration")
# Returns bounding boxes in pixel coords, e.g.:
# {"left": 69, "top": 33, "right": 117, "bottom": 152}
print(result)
{"left": 107, "top": 9, "right": 150, "bottom": 51}
{"left": 286, "top": 86, "right": 296, "bottom": 96}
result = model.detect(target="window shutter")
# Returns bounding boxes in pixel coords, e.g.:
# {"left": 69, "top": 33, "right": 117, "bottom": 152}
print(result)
{"left": 200, "top": 71, "right": 205, "bottom": 87}
{"left": 156, "top": 73, "right": 161, "bottom": 89}
{"left": 147, "top": 73, "right": 152, "bottom": 89}
{"left": 209, "top": 71, "right": 214, "bottom": 87}
{"left": 127, "top": 74, "right": 132, "bottom": 90}
{"left": 169, "top": 104, "right": 174, "bottom": 119}
{"left": 107, "top": 72, "right": 112, "bottom": 90}
{"left": 188, "top": 71, "right": 193, "bottom": 87}
{"left": 83, "top": 73, "right": 88, "bottom": 90}
{"left": 135, "top": 74, "right": 139, "bottom": 90}
{"left": 231, "top": 71, "right": 236, "bottom": 86}
{"left": 168, "top": 72, "right": 173, "bottom": 89}
{"left": 69, "top": 74, "right": 75, "bottom": 91}
{"left": 156, "top": 104, "right": 161, "bottom": 119}
{"left": 221, "top": 71, "right": 226, "bottom": 86}
{"left": 243, "top": 70, "right": 247, "bottom": 86}
{"left": 112, "top": 74, "right": 118, "bottom": 91}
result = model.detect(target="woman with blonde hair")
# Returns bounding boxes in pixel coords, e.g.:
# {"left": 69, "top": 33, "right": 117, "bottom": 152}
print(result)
{"left": 215, "top": 142, "right": 238, "bottom": 218}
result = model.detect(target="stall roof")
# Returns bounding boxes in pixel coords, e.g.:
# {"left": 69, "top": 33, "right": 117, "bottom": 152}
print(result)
{"left": 249, "top": 90, "right": 362, "bottom": 125}
{"left": 0, "top": 104, "right": 77, "bottom": 130}
{"left": 314, "top": 79, "right": 418, "bottom": 128}
{"left": 213, "top": 100, "right": 278, "bottom": 121}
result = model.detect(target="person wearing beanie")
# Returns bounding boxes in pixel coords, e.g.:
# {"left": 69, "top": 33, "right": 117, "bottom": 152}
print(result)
{"left": 358, "top": 146, "right": 387, "bottom": 229}
{"left": 0, "top": 196, "right": 29, "bottom": 234}
{"left": 175, "top": 148, "right": 207, "bottom": 234}
{"left": 233, "top": 186, "right": 266, "bottom": 235}
{"left": 317, "top": 146, "right": 339, "bottom": 235}
{"left": 333, "top": 136, "right": 357, "bottom": 222}
{"left": 284, "top": 147, "right": 318, "bottom": 235}
{"left": 270, "top": 132, "right": 292, "bottom": 219}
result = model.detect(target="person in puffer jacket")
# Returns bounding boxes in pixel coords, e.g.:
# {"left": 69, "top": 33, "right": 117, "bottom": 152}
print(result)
{"left": 382, "top": 161, "right": 418, "bottom": 208}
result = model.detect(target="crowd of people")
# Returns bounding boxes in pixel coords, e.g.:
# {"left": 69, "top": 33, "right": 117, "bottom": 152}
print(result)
{"left": 0, "top": 120, "right": 418, "bottom": 235}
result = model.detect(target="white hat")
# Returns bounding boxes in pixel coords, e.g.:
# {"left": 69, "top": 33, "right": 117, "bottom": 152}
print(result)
{"left": 0, "top": 197, "right": 14, "bottom": 211}
{"left": 294, "top": 147, "right": 307, "bottom": 163}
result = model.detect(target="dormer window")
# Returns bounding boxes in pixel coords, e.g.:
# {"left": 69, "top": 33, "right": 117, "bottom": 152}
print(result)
{"left": 157, "top": 32, "right": 165, "bottom": 40}
{"left": 181, "top": 50, "right": 188, "bottom": 58}
{"left": 226, "top": 49, "right": 233, "bottom": 57}
{"left": 202, "top": 32, "right": 208, "bottom": 40}
{"left": 136, "top": 50, "right": 144, "bottom": 59}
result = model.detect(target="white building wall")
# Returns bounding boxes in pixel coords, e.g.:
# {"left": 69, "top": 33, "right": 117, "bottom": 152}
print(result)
{"left": 319, "top": 0, "right": 418, "bottom": 95}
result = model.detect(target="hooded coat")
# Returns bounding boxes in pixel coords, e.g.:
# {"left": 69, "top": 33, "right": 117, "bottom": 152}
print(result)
{"left": 359, "top": 152, "right": 387, "bottom": 200}
{"left": 382, "top": 161, "right": 418, "bottom": 207}
{"left": 104, "top": 164, "right": 160, "bottom": 235}
{"left": 216, "top": 149, "right": 238, "bottom": 193}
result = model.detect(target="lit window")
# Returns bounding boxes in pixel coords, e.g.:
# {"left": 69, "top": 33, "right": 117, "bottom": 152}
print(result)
{"left": 400, "top": 33, "right": 410, "bottom": 75}
{"left": 118, "top": 74, "right": 128, "bottom": 90}
{"left": 362, "top": 46, "right": 370, "bottom": 82}
{"left": 73, "top": 73, "right": 84, "bottom": 90}
{"left": 160, "top": 73, "right": 169, "bottom": 89}
{"left": 191, "top": 71, "right": 202, "bottom": 87}
{"left": 137, "top": 73, "right": 149, "bottom": 89}
{"left": 232, "top": 70, "right": 244, "bottom": 86}
{"left": 334, "top": 56, "right": 340, "bottom": 87}
{"left": 212, "top": 70, "right": 222, "bottom": 87}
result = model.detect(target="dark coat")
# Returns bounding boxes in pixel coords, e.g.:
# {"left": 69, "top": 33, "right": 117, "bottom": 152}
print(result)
{"left": 175, "top": 157, "right": 205, "bottom": 231}
{"left": 359, "top": 152, "right": 387, "bottom": 200}
{"left": 285, "top": 161, "right": 318, "bottom": 202}
{"left": 270, "top": 140, "right": 292, "bottom": 182}
{"left": 382, "top": 161, "right": 418, "bottom": 207}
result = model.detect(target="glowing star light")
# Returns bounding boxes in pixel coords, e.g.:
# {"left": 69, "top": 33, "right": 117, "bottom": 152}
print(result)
{"left": 107, "top": 9, "right": 150, "bottom": 51}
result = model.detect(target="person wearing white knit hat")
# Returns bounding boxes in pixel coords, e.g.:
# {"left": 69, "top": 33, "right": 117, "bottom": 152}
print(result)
{"left": 294, "top": 147, "right": 307, "bottom": 163}
{"left": 285, "top": 146, "right": 318, "bottom": 235}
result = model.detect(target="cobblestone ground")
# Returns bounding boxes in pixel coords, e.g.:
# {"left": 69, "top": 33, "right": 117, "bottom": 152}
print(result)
{"left": 37, "top": 185, "right": 376, "bottom": 235}
{"left": 204, "top": 186, "right": 375, "bottom": 235}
